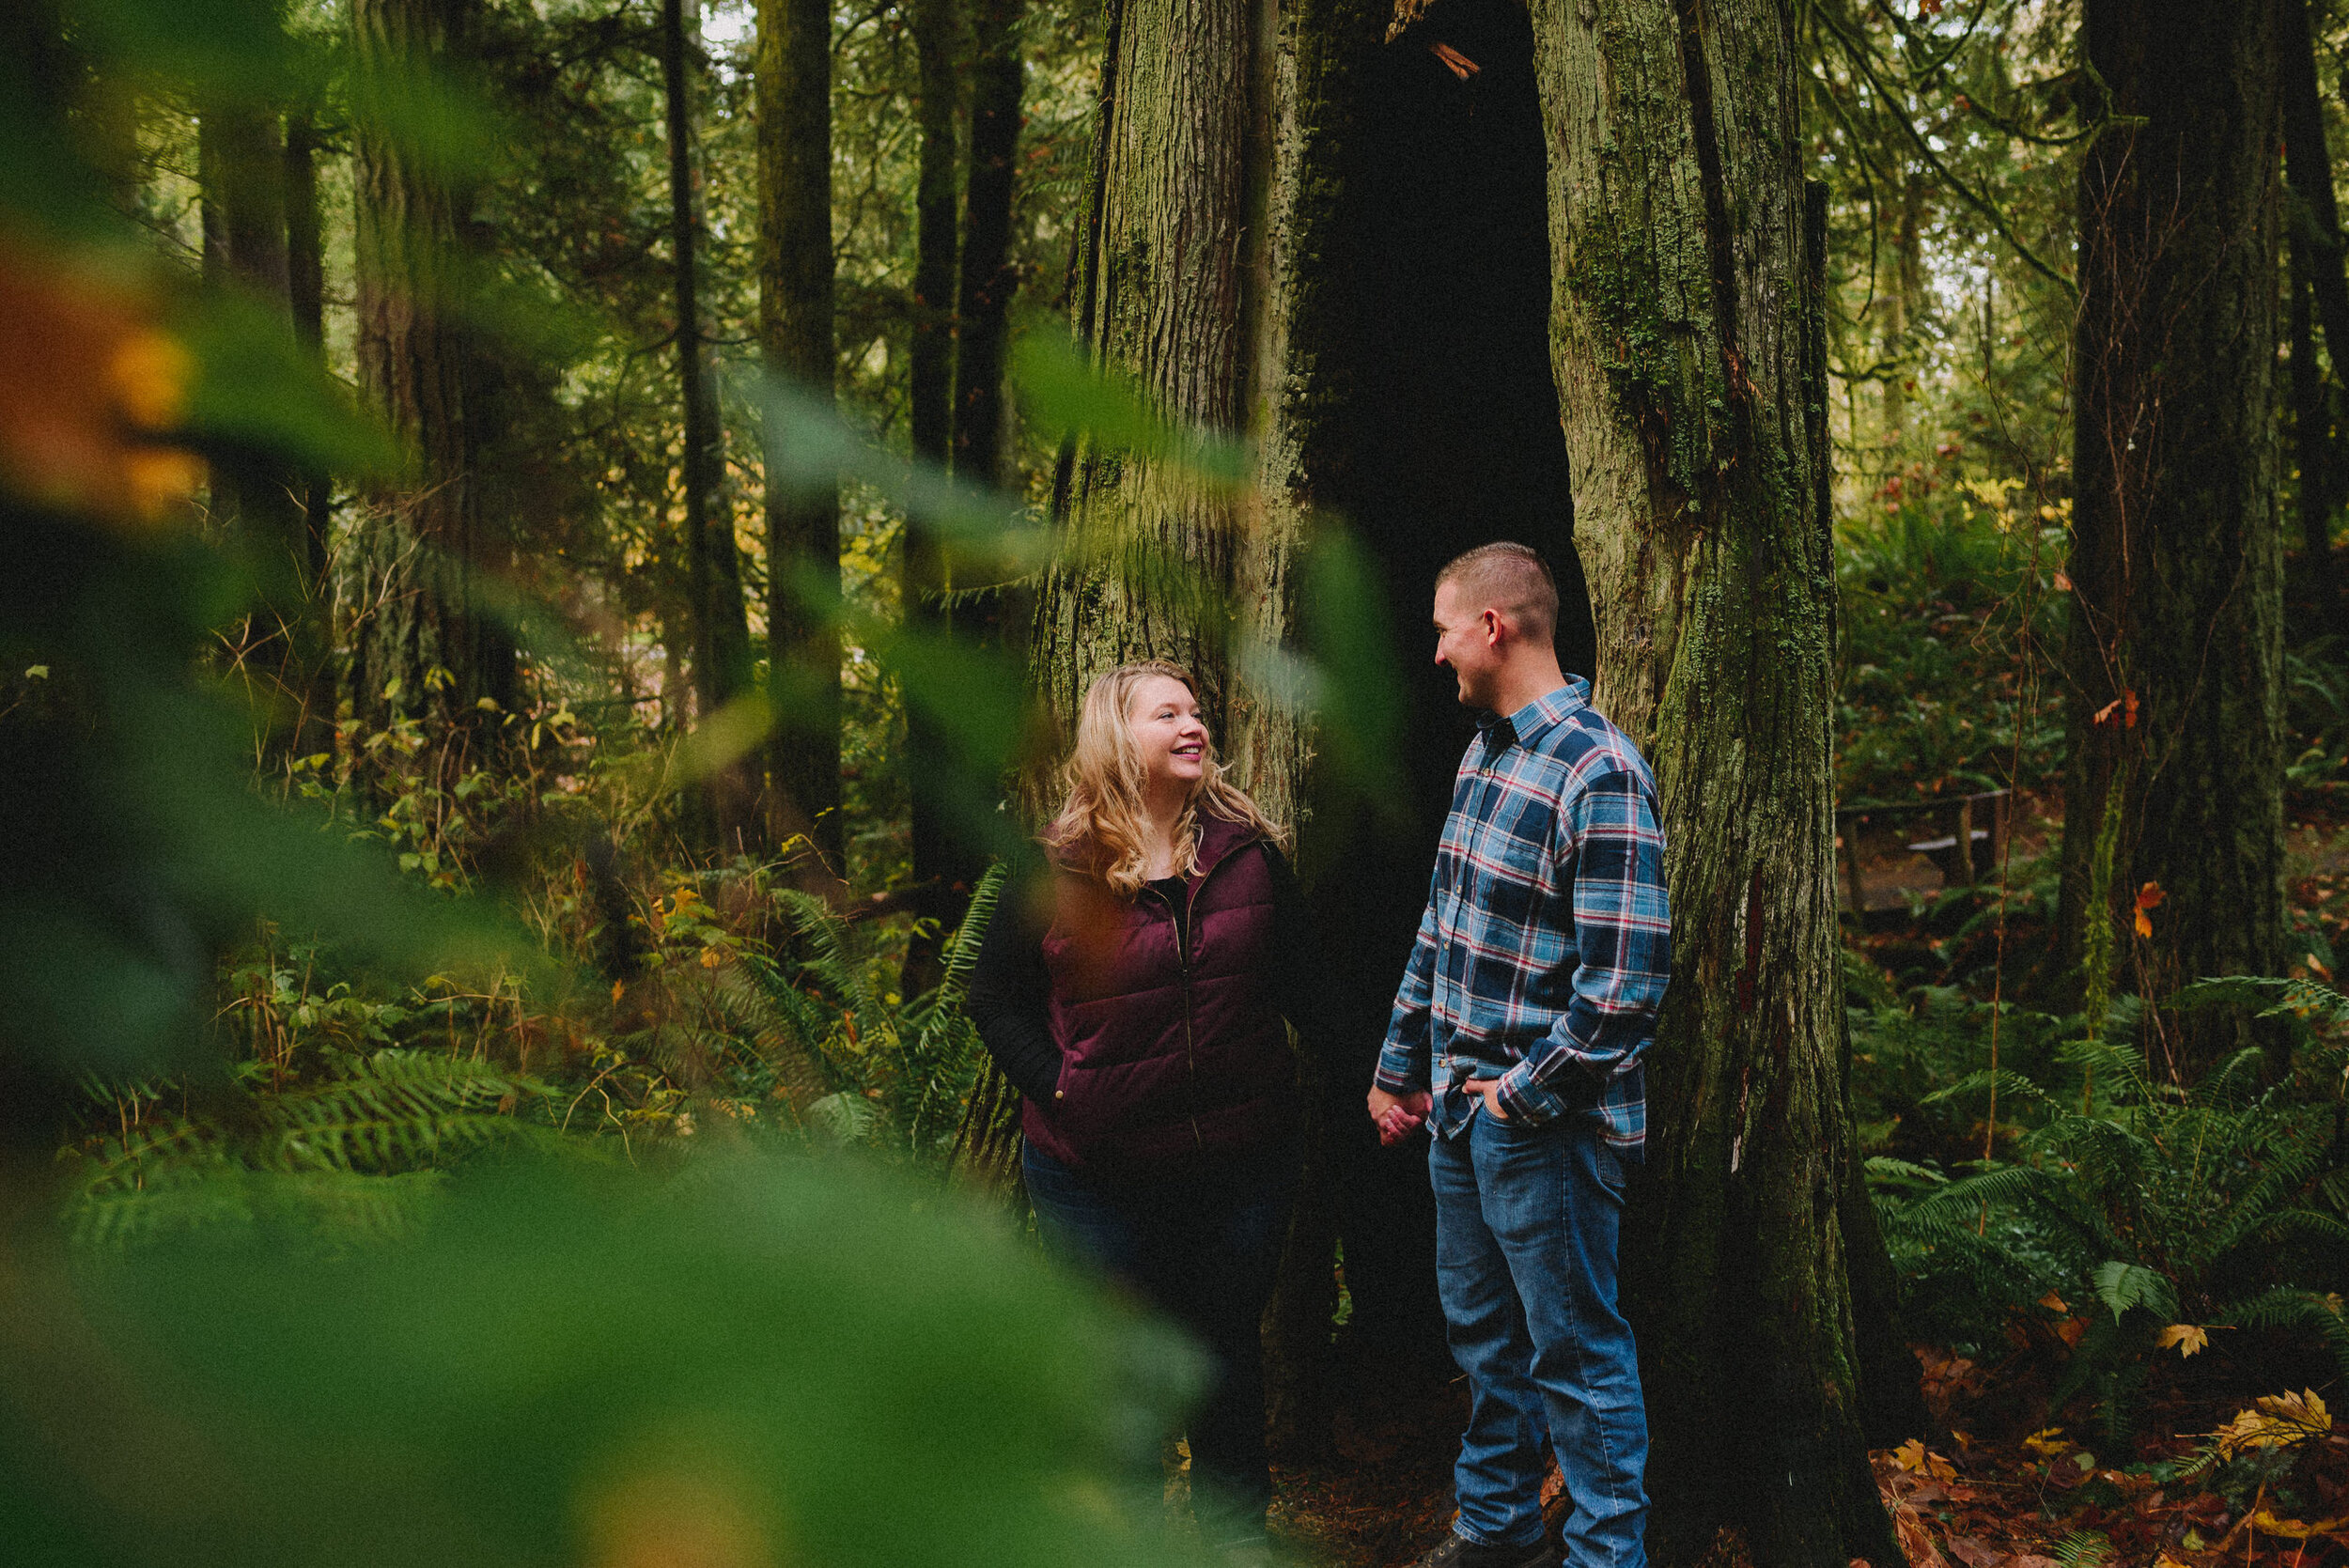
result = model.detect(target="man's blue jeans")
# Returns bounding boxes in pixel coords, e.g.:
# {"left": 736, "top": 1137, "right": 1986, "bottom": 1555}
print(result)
{"left": 1430, "top": 1109, "right": 1648, "bottom": 1567}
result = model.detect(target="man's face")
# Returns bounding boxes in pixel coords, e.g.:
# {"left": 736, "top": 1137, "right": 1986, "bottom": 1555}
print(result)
{"left": 1432, "top": 579, "right": 1501, "bottom": 710}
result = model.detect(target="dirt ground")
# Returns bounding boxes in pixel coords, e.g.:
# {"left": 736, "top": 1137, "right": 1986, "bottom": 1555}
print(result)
{"left": 1260, "top": 1349, "right": 2349, "bottom": 1568}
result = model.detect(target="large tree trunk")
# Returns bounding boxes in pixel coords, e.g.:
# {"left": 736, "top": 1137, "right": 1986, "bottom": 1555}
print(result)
{"left": 350, "top": 0, "right": 516, "bottom": 737}
{"left": 755, "top": 0, "right": 844, "bottom": 877}
{"left": 1032, "top": 0, "right": 1247, "bottom": 739}
{"left": 663, "top": 0, "right": 756, "bottom": 847}
{"left": 2057, "top": 0, "right": 2286, "bottom": 1071}
{"left": 1014, "top": 0, "right": 1373, "bottom": 1452}
{"left": 1534, "top": 0, "right": 1901, "bottom": 1561}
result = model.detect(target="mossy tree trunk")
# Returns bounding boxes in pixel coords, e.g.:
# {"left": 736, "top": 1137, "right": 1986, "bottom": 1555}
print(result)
{"left": 1008, "top": 0, "right": 1377, "bottom": 1447}
{"left": 1532, "top": 0, "right": 1902, "bottom": 1561}
{"left": 755, "top": 0, "right": 844, "bottom": 876}
{"left": 350, "top": 0, "right": 517, "bottom": 738}
{"left": 2057, "top": 0, "right": 2286, "bottom": 1070}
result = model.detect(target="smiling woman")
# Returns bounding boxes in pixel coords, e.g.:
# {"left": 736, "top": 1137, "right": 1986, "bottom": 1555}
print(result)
{"left": 964, "top": 660, "right": 1326, "bottom": 1558}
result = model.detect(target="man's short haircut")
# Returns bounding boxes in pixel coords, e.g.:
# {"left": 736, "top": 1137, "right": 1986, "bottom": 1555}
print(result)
{"left": 1437, "top": 541, "right": 1558, "bottom": 644}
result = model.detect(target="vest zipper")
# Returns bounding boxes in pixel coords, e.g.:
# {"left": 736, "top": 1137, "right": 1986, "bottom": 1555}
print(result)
{"left": 1180, "top": 874, "right": 1204, "bottom": 1150}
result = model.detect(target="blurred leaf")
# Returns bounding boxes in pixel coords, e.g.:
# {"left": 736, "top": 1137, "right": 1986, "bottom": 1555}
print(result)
{"left": 1008, "top": 334, "right": 1252, "bottom": 489}
{"left": 0, "top": 1151, "right": 1216, "bottom": 1568}
{"left": 178, "top": 293, "right": 400, "bottom": 480}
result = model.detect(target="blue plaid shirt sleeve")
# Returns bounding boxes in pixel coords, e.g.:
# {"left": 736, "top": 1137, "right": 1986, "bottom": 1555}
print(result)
{"left": 1495, "top": 766, "right": 1672, "bottom": 1126}
{"left": 1374, "top": 886, "right": 1441, "bottom": 1094}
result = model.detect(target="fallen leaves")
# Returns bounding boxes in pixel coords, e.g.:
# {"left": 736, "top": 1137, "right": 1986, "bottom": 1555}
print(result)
{"left": 1896, "top": 1438, "right": 1961, "bottom": 1483}
{"left": 2156, "top": 1323, "right": 2209, "bottom": 1358}
{"left": 2214, "top": 1389, "right": 2334, "bottom": 1458}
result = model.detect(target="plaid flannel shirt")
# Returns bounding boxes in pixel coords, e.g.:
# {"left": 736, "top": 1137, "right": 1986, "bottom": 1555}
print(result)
{"left": 1375, "top": 680, "right": 1671, "bottom": 1154}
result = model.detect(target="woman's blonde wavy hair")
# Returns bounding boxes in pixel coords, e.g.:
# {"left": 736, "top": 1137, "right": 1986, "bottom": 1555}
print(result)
{"left": 1045, "top": 660, "right": 1289, "bottom": 897}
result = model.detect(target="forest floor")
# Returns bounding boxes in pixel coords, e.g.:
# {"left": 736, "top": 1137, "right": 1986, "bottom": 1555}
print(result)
{"left": 1259, "top": 1349, "right": 2349, "bottom": 1568}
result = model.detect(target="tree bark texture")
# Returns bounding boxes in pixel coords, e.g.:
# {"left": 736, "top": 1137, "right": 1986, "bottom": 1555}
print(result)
{"left": 755, "top": 0, "right": 845, "bottom": 874}
{"left": 1532, "top": 0, "right": 1902, "bottom": 1561}
{"left": 2057, "top": 0, "right": 2286, "bottom": 1066}
{"left": 2282, "top": 0, "right": 2346, "bottom": 635}
{"left": 663, "top": 0, "right": 756, "bottom": 846}
{"left": 1029, "top": 0, "right": 1264, "bottom": 761}
{"left": 350, "top": 0, "right": 516, "bottom": 733}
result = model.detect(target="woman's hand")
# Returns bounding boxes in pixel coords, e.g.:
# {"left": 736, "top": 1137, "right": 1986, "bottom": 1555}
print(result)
{"left": 1367, "top": 1086, "right": 1431, "bottom": 1146}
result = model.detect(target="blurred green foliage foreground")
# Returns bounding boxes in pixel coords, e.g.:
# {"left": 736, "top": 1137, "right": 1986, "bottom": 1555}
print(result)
{"left": 0, "top": 3, "right": 1242, "bottom": 1562}
{"left": 1, "top": 1154, "right": 1206, "bottom": 1568}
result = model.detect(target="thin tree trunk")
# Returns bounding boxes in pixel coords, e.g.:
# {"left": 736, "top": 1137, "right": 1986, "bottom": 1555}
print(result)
{"left": 1535, "top": 0, "right": 1901, "bottom": 1560}
{"left": 350, "top": 0, "right": 515, "bottom": 738}
{"left": 663, "top": 0, "right": 755, "bottom": 846}
{"left": 200, "top": 96, "right": 319, "bottom": 762}
{"left": 2057, "top": 0, "right": 2286, "bottom": 1070}
{"left": 2282, "top": 0, "right": 2346, "bottom": 634}
{"left": 904, "top": 0, "right": 967, "bottom": 984}
{"left": 2292, "top": 228, "right": 2343, "bottom": 635}
{"left": 756, "top": 0, "right": 844, "bottom": 877}
{"left": 285, "top": 102, "right": 333, "bottom": 590}
{"left": 952, "top": 0, "right": 1024, "bottom": 491}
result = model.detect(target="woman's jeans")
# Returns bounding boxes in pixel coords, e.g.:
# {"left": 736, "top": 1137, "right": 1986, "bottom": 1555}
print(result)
{"left": 1022, "top": 1140, "right": 1298, "bottom": 1535}
{"left": 1430, "top": 1109, "right": 1648, "bottom": 1567}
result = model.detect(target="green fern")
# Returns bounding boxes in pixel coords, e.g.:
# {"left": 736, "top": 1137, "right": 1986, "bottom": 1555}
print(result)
{"left": 69, "top": 1050, "right": 552, "bottom": 1248}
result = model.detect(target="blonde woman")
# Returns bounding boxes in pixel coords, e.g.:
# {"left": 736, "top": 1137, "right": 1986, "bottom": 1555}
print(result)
{"left": 968, "top": 660, "right": 1322, "bottom": 1558}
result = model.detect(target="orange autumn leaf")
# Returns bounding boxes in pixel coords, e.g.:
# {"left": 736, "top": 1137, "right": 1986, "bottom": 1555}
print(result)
{"left": 1891, "top": 1437, "right": 1956, "bottom": 1483}
{"left": 2134, "top": 881, "right": 2165, "bottom": 938}
{"left": 0, "top": 237, "right": 200, "bottom": 524}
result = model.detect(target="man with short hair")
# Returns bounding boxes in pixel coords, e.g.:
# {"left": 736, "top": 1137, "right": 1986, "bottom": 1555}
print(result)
{"left": 1368, "top": 541, "right": 1671, "bottom": 1568}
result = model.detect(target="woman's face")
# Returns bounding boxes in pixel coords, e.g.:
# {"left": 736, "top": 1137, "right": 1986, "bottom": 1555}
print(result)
{"left": 1125, "top": 675, "right": 1207, "bottom": 793}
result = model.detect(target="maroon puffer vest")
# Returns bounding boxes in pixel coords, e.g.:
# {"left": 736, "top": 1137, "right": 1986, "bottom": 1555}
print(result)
{"left": 1019, "top": 814, "right": 1299, "bottom": 1176}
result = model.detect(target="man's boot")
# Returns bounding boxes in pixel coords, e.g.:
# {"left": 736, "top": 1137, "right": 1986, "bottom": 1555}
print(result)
{"left": 1406, "top": 1529, "right": 1556, "bottom": 1568}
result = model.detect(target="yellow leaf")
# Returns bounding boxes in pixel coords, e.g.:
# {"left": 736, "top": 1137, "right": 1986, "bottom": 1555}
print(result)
{"left": 2155, "top": 1324, "right": 2208, "bottom": 1358}
{"left": 2133, "top": 906, "right": 2153, "bottom": 938}
{"left": 699, "top": 947, "right": 722, "bottom": 970}
{"left": 2249, "top": 1510, "right": 2346, "bottom": 1541}
{"left": 2023, "top": 1427, "right": 2069, "bottom": 1456}
{"left": 2037, "top": 1291, "right": 2069, "bottom": 1313}
{"left": 1891, "top": 1438, "right": 1925, "bottom": 1472}
{"left": 2214, "top": 1389, "right": 2334, "bottom": 1457}
{"left": 611, "top": 979, "right": 625, "bottom": 1004}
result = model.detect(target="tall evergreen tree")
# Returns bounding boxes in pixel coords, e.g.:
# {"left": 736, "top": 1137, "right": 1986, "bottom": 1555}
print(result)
{"left": 349, "top": 0, "right": 516, "bottom": 735}
{"left": 756, "top": 0, "right": 844, "bottom": 875}
{"left": 2057, "top": 0, "right": 2287, "bottom": 1068}
{"left": 662, "top": 0, "right": 755, "bottom": 846}
{"left": 1534, "top": 0, "right": 1904, "bottom": 1559}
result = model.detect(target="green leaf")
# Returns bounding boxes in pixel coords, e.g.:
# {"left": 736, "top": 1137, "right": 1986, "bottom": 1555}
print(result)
{"left": 2092, "top": 1260, "right": 2175, "bottom": 1323}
